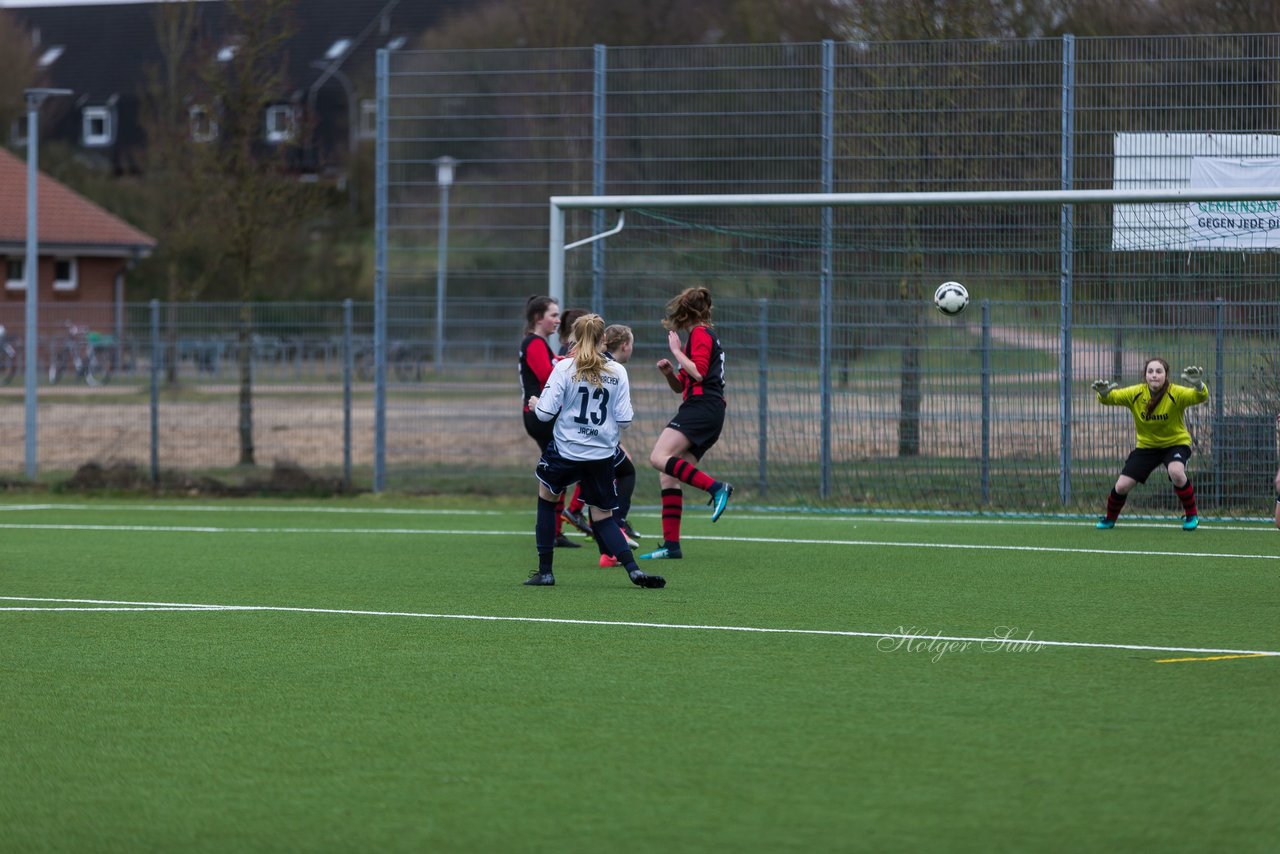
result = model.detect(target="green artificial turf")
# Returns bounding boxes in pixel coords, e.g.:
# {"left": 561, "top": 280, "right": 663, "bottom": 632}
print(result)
{"left": 2, "top": 498, "right": 1277, "bottom": 852}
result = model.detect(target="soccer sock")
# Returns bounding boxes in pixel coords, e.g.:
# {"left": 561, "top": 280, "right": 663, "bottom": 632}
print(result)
{"left": 568, "top": 484, "right": 585, "bottom": 514}
{"left": 536, "top": 497, "right": 557, "bottom": 572}
{"left": 661, "top": 488, "right": 683, "bottom": 545}
{"left": 616, "top": 472, "right": 636, "bottom": 520}
{"left": 1174, "top": 480, "right": 1198, "bottom": 517}
{"left": 614, "top": 458, "right": 637, "bottom": 520}
{"left": 593, "top": 516, "right": 638, "bottom": 572}
{"left": 554, "top": 494, "right": 566, "bottom": 536}
{"left": 663, "top": 457, "right": 717, "bottom": 493}
{"left": 1105, "top": 488, "right": 1127, "bottom": 521}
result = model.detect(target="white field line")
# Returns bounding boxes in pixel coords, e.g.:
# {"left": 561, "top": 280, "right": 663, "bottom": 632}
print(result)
{"left": 2, "top": 596, "right": 1278, "bottom": 659}
{"left": 0, "top": 502, "right": 1273, "bottom": 532}
{"left": 0, "top": 521, "right": 1276, "bottom": 562}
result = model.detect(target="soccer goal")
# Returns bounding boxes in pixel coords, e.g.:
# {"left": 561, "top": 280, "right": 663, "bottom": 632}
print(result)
{"left": 549, "top": 188, "right": 1280, "bottom": 515}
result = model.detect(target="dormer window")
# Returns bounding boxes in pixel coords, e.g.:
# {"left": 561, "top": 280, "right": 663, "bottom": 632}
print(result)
{"left": 217, "top": 40, "right": 240, "bottom": 62}
{"left": 325, "top": 39, "right": 351, "bottom": 60}
{"left": 189, "top": 105, "right": 218, "bottom": 143}
{"left": 264, "top": 104, "right": 296, "bottom": 144}
{"left": 38, "top": 45, "right": 64, "bottom": 68}
{"left": 82, "top": 106, "right": 114, "bottom": 147}
{"left": 386, "top": 36, "right": 407, "bottom": 51}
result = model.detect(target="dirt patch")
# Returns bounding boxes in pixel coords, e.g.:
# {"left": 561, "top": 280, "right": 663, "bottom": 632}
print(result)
{"left": 59, "top": 459, "right": 359, "bottom": 497}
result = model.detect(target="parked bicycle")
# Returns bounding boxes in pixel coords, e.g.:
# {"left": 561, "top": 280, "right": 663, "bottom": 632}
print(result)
{"left": 0, "top": 324, "right": 17, "bottom": 385}
{"left": 48, "top": 322, "right": 114, "bottom": 386}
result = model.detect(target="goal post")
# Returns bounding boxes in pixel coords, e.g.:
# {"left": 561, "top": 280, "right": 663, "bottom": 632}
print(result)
{"left": 547, "top": 187, "right": 1280, "bottom": 514}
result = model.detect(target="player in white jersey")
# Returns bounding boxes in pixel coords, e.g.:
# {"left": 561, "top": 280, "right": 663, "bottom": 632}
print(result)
{"left": 524, "top": 313, "right": 665, "bottom": 589}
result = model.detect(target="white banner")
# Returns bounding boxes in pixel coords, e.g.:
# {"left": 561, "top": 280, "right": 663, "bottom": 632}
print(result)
{"left": 1111, "top": 133, "right": 1280, "bottom": 250}
{"left": 1184, "top": 158, "right": 1280, "bottom": 249}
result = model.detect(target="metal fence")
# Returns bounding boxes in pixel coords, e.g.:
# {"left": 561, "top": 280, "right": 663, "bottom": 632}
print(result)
{"left": 363, "top": 35, "right": 1280, "bottom": 514}
{"left": 3, "top": 294, "right": 1276, "bottom": 517}
{"left": 8, "top": 35, "right": 1280, "bottom": 516}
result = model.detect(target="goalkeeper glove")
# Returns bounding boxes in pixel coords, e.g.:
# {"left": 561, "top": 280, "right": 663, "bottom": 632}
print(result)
{"left": 1181, "top": 366, "right": 1205, "bottom": 389}
{"left": 1091, "top": 379, "right": 1118, "bottom": 396}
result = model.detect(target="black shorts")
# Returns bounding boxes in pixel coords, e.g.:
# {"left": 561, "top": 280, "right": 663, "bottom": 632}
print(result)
{"left": 666, "top": 397, "right": 726, "bottom": 460}
{"left": 523, "top": 409, "right": 554, "bottom": 452}
{"left": 535, "top": 441, "right": 619, "bottom": 511}
{"left": 1121, "top": 445, "right": 1192, "bottom": 484}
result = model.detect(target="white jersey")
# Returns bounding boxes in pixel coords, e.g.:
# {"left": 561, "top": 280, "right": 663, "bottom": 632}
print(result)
{"left": 534, "top": 356, "right": 632, "bottom": 460}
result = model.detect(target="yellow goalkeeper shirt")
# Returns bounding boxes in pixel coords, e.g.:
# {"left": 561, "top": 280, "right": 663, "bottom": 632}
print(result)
{"left": 1098, "top": 382, "right": 1209, "bottom": 448}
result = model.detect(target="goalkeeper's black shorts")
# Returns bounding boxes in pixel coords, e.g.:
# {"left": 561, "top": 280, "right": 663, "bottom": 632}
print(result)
{"left": 1121, "top": 445, "right": 1192, "bottom": 483}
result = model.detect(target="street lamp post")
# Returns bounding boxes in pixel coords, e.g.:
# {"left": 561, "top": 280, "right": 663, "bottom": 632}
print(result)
{"left": 434, "top": 156, "right": 455, "bottom": 370}
{"left": 23, "top": 88, "right": 71, "bottom": 481}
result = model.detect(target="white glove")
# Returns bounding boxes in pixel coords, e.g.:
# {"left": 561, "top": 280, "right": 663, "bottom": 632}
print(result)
{"left": 1181, "top": 366, "right": 1204, "bottom": 389}
{"left": 1091, "top": 379, "right": 1118, "bottom": 396}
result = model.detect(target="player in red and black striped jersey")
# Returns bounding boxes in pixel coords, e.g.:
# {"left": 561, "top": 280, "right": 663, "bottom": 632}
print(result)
{"left": 519, "top": 295, "right": 578, "bottom": 548}
{"left": 639, "top": 287, "right": 734, "bottom": 561}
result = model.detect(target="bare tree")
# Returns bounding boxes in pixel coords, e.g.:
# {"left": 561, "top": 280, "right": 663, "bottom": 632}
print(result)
{"left": 183, "top": 0, "right": 321, "bottom": 466}
{"left": 0, "top": 10, "right": 40, "bottom": 133}
{"left": 137, "top": 0, "right": 222, "bottom": 386}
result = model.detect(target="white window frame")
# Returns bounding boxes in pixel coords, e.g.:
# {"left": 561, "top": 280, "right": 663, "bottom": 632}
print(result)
{"left": 10, "top": 115, "right": 29, "bottom": 148}
{"left": 53, "top": 257, "right": 78, "bottom": 292}
{"left": 359, "top": 99, "right": 377, "bottom": 139}
{"left": 264, "top": 104, "right": 296, "bottom": 144}
{"left": 189, "top": 104, "right": 218, "bottom": 143}
{"left": 5, "top": 257, "right": 26, "bottom": 291}
{"left": 82, "top": 106, "right": 114, "bottom": 147}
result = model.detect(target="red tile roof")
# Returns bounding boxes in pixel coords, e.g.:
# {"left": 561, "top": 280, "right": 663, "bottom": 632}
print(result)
{"left": 0, "top": 147, "right": 156, "bottom": 255}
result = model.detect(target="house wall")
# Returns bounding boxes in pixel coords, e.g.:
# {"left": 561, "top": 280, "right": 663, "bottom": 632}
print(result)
{"left": 0, "top": 255, "right": 125, "bottom": 334}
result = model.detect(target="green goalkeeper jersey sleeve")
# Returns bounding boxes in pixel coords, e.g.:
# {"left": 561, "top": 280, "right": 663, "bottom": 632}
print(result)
{"left": 1098, "top": 382, "right": 1209, "bottom": 448}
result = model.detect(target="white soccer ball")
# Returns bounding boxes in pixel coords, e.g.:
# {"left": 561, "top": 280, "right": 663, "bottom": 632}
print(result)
{"left": 933, "top": 281, "right": 969, "bottom": 316}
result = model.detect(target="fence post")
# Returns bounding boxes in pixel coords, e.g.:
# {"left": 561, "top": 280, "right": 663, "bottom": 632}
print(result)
{"left": 1058, "top": 33, "right": 1076, "bottom": 507}
{"left": 758, "top": 298, "right": 769, "bottom": 497}
{"left": 343, "top": 298, "right": 353, "bottom": 490}
{"left": 373, "top": 49, "right": 389, "bottom": 492}
{"left": 819, "top": 39, "right": 834, "bottom": 498}
{"left": 981, "top": 300, "right": 991, "bottom": 506}
{"left": 149, "top": 299, "right": 160, "bottom": 486}
{"left": 591, "top": 43, "right": 607, "bottom": 317}
{"left": 1212, "top": 296, "right": 1225, "bottom": 509}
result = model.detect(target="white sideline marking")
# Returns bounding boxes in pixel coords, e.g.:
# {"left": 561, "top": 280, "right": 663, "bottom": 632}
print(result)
{"left": 2, "top": 596, "right": 1277, "bottom": 658}
{"left": 0, "top": 502, "right": 1274, "bottom": 532}
{"left": 0, "top": 521, "right": 1276, "bottom": 562}
{"left": 0, "top": 503, "right": 504, "bottom": 516}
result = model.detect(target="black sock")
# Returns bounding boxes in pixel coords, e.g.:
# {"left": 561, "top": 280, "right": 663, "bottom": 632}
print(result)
{"left": 536, "top": 497, "right": 557, "bottom": 572}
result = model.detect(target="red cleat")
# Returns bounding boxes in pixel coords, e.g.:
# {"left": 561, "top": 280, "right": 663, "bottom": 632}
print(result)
{"left": 598, "top": 554, "right": 620, "bottom": 568}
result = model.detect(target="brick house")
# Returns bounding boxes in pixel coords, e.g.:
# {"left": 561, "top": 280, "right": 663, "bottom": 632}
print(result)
{"left": 0, "top": 147, "right": 156, "bottom": 337}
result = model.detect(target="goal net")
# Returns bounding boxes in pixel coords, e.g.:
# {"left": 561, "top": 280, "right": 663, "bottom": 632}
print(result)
{"left": 550, "top": 190, "right": 1280, "bottom": 516}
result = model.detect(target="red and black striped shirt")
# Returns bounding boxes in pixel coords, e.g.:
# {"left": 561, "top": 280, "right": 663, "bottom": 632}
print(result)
{"left": 680, "top": 325, "right": 725, "bottom": 402}
{"left": 519, "top": 333, "right": 556, "bottom": 412}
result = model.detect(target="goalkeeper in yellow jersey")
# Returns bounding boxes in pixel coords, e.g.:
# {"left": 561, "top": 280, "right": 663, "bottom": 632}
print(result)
{"left": 1091, "top": 358, "right": 1208, "bottom": 531}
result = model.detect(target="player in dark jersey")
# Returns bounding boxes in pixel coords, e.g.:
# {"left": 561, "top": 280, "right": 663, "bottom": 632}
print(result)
{"left": 519, "top": 295, "right": 578, "bottom": 548}
{"left": 1091, "top": 358, "right": 1207, "bottom": 530}
{"left": 639, "top": 287, "right": 733, "bottom": 561}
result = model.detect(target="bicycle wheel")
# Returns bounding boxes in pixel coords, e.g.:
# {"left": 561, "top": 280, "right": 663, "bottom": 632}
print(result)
{"left": 85, "top": 349, "right": 113, "bottom": 386}
{"left": 48, "top": 351, "right": 69, "bottom": 385}
{"left": 0, "top": 346, "right": 15, "bottom": 385}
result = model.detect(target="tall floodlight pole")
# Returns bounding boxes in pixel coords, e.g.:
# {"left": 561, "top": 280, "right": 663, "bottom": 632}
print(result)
{"left": 23, "top": 88, "right": 72, "bottom": 481}
{"left": 434, "top": 156, "right": 455, "bottom": 370}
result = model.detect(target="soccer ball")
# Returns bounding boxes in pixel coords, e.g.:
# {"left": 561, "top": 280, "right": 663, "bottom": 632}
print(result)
{"left": 933, "top": 281, "right": 969, "bottom": 316}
